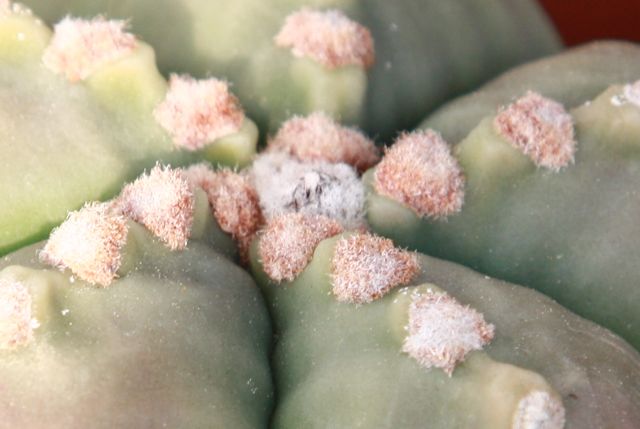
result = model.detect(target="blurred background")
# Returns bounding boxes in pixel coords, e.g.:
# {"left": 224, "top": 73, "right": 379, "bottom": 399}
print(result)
{"left": 539, "top": 0, "right": 640, "bottom": 45}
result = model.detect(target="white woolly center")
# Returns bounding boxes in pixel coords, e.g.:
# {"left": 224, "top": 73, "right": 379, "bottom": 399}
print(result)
{"left": 513, "top": 391, "right": 566, "bottom": 429}
{"left": 251, "top": 153, "right": 366, "bottom": 230}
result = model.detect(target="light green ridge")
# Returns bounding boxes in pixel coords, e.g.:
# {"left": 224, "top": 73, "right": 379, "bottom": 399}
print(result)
{"left": 367, "top": 80, "right": 640, "bottom": 350}
{"left": 423, "top": 41, "right": 640, "bottom": 143}
{"left": 0, "top": 9, "right": 258, "bottom": 256}
{"left": 250, "top": 235, "right": 640, "bottom": 428}
{"left": 0, "top": 199, "right": 274, "bottom": 428}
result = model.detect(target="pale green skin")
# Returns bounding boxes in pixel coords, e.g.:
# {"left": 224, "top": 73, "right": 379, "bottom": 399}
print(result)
{"left": 23, "top": 0, "right": 560, "bottom": 139}
{"left": 250, "top": 236, "right": 640, "bottom": 428}
{"left": 422, "top": 41, "right": 640, "bottom": 143}
{"left": 367, "top": 83, "right": 640, "bottom": 350}
{"left": 0, "top": 12, "right": 257, "bottom": 256}
{"left": 0, "top": 218, "right": 274, "bottom": 428}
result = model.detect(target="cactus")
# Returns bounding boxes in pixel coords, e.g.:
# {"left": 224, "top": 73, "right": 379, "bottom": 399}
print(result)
{"left": 0, "top": 5, "right": 258, "bottom": 256}
{"left": 365, "top": 49, "right": 640, "bottom": 349}
{"left": 423, "top": 41, "right": 640, "bottom": 143}
{"left": 248, "top": 218, "right": 640, "bottom": 428}
{"left": 0, "top": 164, "right": 273, "bottom": 427}
{"left": 22, "top": 0, "right": 560, "bottom": 139}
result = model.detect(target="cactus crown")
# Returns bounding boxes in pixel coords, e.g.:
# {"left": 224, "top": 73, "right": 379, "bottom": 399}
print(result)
{"left": 275, "top": 8, "right": 374, "bottom": 69}
{"left": 43, "top": 17, "right": 137, "bottom": 82}
{"left": 402, "top": 289, "right": 494, "bottom": 376}
{"left": 267, "top": 112, "right": 379, "bottom": 172}
{"left": 251, "top": 153, "right": 366, "bottom": 230}
{"left": 331, "top": 233, "right": 419, "bottom": 304}
{"left": 39, "top": 202, "right": 129, "bottom": 286}
{"left": 374, "top": 130, "right": 465, "bottom": 219}
{"left": 494, "top": 91, "right": 576, "bottom": 170}
{"left": 0, "top": 279, "right": 38, "bottom": 350}
{"left": 154, "top": 75, "right": 245, "bottom": 150}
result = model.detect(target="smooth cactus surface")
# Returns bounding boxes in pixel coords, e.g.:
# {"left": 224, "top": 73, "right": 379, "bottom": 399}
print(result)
{"left": 22, "top": 0, "right": 560, "bottom": 138}
{"left": 249, "top": 231, "right": 640, "bottom": 428}
{"left": 0, "top": 166, "right": 273, "bottom": 428}
{"left": 367, "top": 72, "right": 640, "bottom": 349}
{"left": 0, "top": 6, "right": 258, "bottom": 256}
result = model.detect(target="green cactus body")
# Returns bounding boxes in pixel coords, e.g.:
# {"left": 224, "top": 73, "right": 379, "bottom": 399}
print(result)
{"left": 0, "top": 7, "right": 258, "bottom": 256}
{"left": 423, "top": 41, "right": 640, "bottom": 143}
{"left": 366, "top": 73, "right": 640, "bottom": 350}
{"left": 0, "top": 169, "right": 273, "bottom": 428}
{"left": 249, "top": 232, "right": 640, "bottom": 428}
{"left": 22, "top": 0, "right": 559, "bottom": 138}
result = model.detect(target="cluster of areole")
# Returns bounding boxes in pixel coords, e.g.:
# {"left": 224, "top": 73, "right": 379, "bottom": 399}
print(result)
{"left": 1, "top": 2, "right": 640, "bottom": 428}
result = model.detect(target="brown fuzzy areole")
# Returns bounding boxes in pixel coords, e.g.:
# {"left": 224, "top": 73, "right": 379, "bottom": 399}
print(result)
{"left": 0, "top": 279, "right": 37, "bottom": 350}
{"left": 258, "top": 213, "right": 342, "bottom": 282}
{"left": 183, "top": 163, "right": 264, "bottom": 262}
{"left": 118, "top": 165, "right": 194, "bottom": 250}
{"left": 42, "top": 17, "right": 137, "bottom": 82}
{"left": 275, "top": 8, "right": 374, "bottom": 69}
{"left": 331, "top": 233, "right": 419, "bottom": 304}
{"left": 374, "top": 130, "right": 465, "bottom": 219}
{"left": 268, "top": 112, "right": 379, "bottom": 173}
{"left": 494, "top": 91, "right": 576, "bottom": 170}
{"left": 402, "top": 289, "right": 494, "bottom": 376}
{"left": 39, "top": 202, "right": 129, "bottom": 286}
{"left": 154, "top": 75, "right": 245, "bottom": 151}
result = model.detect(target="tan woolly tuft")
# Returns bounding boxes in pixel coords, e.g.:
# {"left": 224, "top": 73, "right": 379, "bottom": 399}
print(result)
{"left": 494, "top": 91, "right": 576, "bottom": 171}
{"left": 402, "top": 289, "right": 494, "bottom": 376}
{"left": 154, "top": 75, "right": 244, "bottom": 151}
{"left": 258, "top": 213, "right": 342, "bottom": 282}
{"left": 512, "top": 391, "right": 566, "bottom": 429}
{"left": 183, "top": 163, "right": 264, "bottom": 261}
{"left": 268, "top": 112, "right": 379, "bottom": 172}
{"left": 39, "top": 202, "right": 129, "bottom": 286}
{"left": 331, "top": 233, "right": 419, "bottom": 304}
{"left": 374, "top": 130, "right": 465, "bottom": 219}
{"left": 42, "top": 17, "right": 137, "bottom": 82}
{"left": 623, "top": 80, "right": 640, "bottom": 107}
{"left": 0, "top": 279, "right": 38, "bottom": 350}
{"left": 118, "top": 165, "right": 194, "bottom": 250}
{"left": 275, "top": 8, "right": 374, "bottom": 69}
